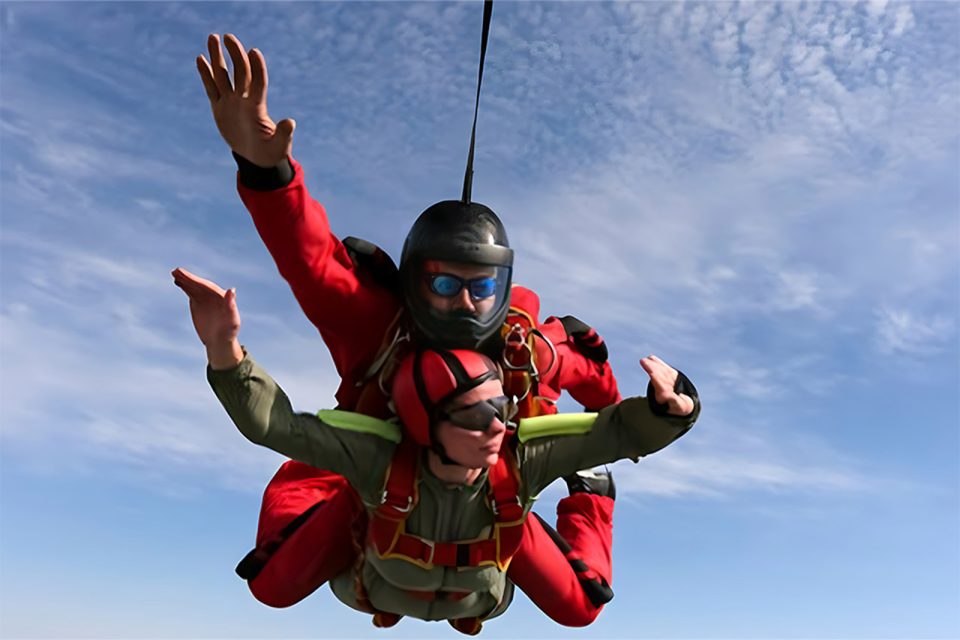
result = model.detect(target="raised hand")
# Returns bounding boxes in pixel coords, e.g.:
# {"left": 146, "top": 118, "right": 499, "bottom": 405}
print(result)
{"left": 640, "top": 355, "right": 695, "bottom": 416}
{"left": 196, "top": 33, "right": 295, "bottom": 168}
{"left": 172, "top": 267, "right": 244, "bottom": 369}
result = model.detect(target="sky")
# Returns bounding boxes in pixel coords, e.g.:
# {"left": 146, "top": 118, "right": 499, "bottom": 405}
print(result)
{"left": 0, "top": 1, "right": 957, "bottom": 638}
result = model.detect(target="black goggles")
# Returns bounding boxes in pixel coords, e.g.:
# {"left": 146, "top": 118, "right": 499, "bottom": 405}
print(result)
{"left": 439, "top": 395, "right": 517, "bottom": 432}
{"left": 426, "top": 273, "right": 498, "bottom": 300}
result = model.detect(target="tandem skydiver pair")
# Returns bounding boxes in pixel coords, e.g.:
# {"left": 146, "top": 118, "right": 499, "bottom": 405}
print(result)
{"left": 176, "top": 14, "right": 700, "bottom": 634}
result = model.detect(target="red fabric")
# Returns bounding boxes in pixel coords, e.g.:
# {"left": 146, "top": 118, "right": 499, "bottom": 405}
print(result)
{"left": 248, "top": 462, "right": 366, "bottom": 608}
{"left": 391, "top": 350, "right": 499, "bottom": 447}
{"left": 236, "top": 161, "right": 618, "bottom": 622}
{"left": 557, "top": 493, "right": 614, "bottom": 588}
{"left": 507, "top": 286, "right": 622, "bottom": 413}
{"left": 507, "top": 502, "right": 613, "bottom": 627}
{"left": 237, "top": 158, "right": 399, "bottom": 413}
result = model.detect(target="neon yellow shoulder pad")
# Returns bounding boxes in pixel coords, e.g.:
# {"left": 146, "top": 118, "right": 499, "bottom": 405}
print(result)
{"left": 316, "top": 410, "right": 401, "bottom": 443}
{"left": 517, "top": 413, "right": 599, "bottom": 443}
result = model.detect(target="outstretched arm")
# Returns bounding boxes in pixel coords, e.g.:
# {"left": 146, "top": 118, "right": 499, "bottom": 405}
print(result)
{"left": 172, "top": 267, "right": 393, "bottom": 497}
{"left": 205, "top": 351, "right": 393, "bottom": 501}
{"left": 195, "top": 35, "right": 399, "bottom": 379}
{"left": 519, "top": 355, "right": 701, "bottom": 498}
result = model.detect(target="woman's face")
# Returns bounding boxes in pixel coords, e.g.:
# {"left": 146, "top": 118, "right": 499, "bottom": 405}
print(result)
{"left": 435, "top": 378, "right": 508, "bottom": 469}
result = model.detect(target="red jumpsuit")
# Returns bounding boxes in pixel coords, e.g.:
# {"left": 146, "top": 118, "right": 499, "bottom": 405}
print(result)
{"left": 235, "top": 157, "right": 620, "bottom": 626}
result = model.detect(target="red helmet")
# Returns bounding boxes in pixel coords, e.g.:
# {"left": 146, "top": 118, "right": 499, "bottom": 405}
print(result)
{"left": 391, "top": 349, "right": 500, "bottom": 447}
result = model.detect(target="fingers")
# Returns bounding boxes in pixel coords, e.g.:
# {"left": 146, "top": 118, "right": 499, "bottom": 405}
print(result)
{"left": 672, "top": 394, "right": 695, "bottom": 416}
{"left": 270, "top": 118, "right": 296, "bottom": 158}
{"left": 641, "top": 355, "right": 676, "bottom": 377}
{"left": 248, "top": 47, "right": 268, "bottom": 104}
{"left": 171, "top": 267, "right": 227, "bottom": 301}
{"left": 639, "top": 356, "right": 655, "bottom": 375}
{"left": 640, "top": 354, "right": 679, "bottom": 402}
{"left": 196, "top": 55, "right": 220, "bottom": 103}
{"left": 223, "top": 34, "right": 251, "bottom": 97}
{"left": 274, "top": 118, "right": 296, "bottom": 143}
{"left": 207, "top": 34, "right": 233, "bottom": 96}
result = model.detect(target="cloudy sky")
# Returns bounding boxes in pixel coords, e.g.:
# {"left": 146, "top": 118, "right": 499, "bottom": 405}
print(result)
{"left": 1, "top": 1, "right": 957, "bottom": 638}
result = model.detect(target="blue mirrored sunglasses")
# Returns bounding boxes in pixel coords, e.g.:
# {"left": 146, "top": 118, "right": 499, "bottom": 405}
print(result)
{"left": 426, "top": 273, "right": 498, "bottom": 300}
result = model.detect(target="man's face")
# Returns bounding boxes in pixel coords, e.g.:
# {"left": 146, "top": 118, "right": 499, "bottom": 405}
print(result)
{"left": 420, "top": 260, "right": 498, "bottom": 317}
{"left": 435, "top": 378, "right": 508, "bottom": 469}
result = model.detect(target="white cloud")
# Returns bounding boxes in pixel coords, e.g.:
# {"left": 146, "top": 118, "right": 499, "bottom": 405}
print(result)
{"left": 614, "top": 449, "right": 867, "bottom": 499}
{"left": 867, "top": 0, "right": 890, "bottom": 20}
{"left": 875, "top": 307, "right": 956, "bottom": 357}
{"left": 891, "top": 5, "right": 916, "bottom": 37}
{"left": 771, "top": 269, "right": 821, "bottom": 313}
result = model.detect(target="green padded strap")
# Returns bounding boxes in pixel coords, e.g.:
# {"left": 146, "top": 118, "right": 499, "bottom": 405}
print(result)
{"left": 517, "top": 413, "right": 599, "bottom": 443}
{"left": 316, "top": 409, "right": 402, "bottom": 443}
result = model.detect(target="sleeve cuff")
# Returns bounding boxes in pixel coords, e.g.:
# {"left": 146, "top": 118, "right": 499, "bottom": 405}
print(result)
{"left": 232, "top": 152, "right": 295, "bottom": 190}
{"left": 206, "top": 346, "right": 252, "bottom": 381}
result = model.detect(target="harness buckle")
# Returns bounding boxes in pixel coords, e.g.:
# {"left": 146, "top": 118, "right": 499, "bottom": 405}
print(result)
{"left": 502, "top": 323, "right": 533, "bottom": 372}
{"left": 422, "top": 538, "right": 435, "bottom": 565}
{"left": 381, "top": 492, "right": 414, "bottom": 514}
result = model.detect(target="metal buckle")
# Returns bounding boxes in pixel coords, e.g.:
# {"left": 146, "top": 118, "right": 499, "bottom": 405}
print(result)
{"left": 422, "top": 538, "right": 435, "bottom": 565}
{"left": 502, "top": 323, "right": 533, "bottom": 371}
{"left": 380, "top": 492, "right": 414, "bottom": 513}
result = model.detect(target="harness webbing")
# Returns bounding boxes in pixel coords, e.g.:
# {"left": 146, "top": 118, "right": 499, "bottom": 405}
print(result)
{"left": 461, "top": 0, "right": 494, "bottom": 204}
{"left": 369, "top": 437, "right": 525, "bottom": 571}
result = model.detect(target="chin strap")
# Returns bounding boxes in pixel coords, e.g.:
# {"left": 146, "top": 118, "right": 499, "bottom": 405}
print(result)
{"left": 434, "top": 443, "right": 462, "bottom": 467}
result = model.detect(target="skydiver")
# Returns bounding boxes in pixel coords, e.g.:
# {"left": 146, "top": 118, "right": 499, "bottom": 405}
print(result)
{"left": 174, "top": 268, "right": 699, "bottom": 633}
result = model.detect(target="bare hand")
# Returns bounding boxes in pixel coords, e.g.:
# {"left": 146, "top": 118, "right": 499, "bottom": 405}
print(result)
{"left": 196, "top": 33, "right": 295, "bottom": 168}
{"left": 640, "top": 355, "right": 695, "bottom": 416}
{"left": 172, "top": 267, "right": 244, "bottom": 369}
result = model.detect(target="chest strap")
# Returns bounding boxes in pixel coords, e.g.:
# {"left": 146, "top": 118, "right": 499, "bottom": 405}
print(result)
{"left": 369, "top": 437, "right": 525, "bottom": 571}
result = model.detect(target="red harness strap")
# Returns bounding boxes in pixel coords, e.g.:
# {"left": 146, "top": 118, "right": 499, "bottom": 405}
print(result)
{"left": 368, "top": 438, "right": 525, "bottom": 572}
{"left": 502, "top": 304, "right": 558, "bottom": 418}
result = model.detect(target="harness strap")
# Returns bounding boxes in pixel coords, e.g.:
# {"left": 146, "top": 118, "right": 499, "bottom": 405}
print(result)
{"left": 369, "top": 441, "right": 524, "bottom": 570}
{"left": 376, "top": 437, "right": 420, "bottom": 519}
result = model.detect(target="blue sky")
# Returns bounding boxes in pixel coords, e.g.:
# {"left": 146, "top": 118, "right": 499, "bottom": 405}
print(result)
{"left": 1, "top": 1, "right": 957, "bottom": 638}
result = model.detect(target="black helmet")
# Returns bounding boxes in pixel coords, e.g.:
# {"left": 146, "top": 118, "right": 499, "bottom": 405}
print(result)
{"left": 399, "top": 200, "right": 513, "bottom": 350}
